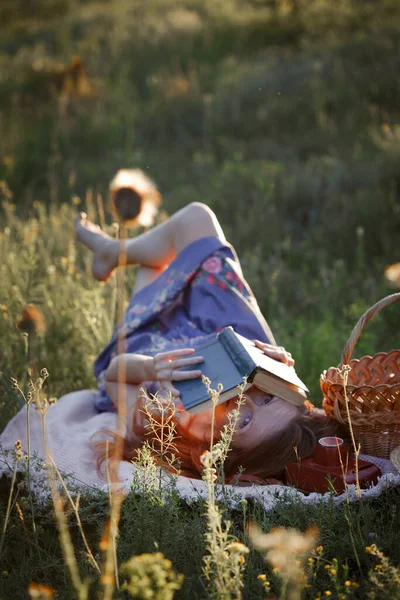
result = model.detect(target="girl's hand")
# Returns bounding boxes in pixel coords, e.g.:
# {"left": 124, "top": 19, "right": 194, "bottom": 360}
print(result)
{"left": 253, "top": 340, "right": 295, "bottom": 367}
{"left": 152, "top": 348, "right": 204, "bottom": 398}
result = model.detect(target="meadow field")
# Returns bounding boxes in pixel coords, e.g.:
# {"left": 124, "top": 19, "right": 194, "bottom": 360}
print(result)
{"left": 0, "top": 0, "right": 400, "bottom": 598}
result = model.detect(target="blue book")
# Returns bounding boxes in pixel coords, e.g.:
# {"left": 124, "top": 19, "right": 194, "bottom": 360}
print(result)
{"left": 175, "top": 327, "right": 309, "bottom": 414}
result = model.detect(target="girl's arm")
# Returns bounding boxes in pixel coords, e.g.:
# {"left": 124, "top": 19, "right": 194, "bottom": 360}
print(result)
{"left": 104, "top": 348, "right": 204, "bottom": 396}
{"left": 105, "top": 353, "right": 154, "bottom": 384}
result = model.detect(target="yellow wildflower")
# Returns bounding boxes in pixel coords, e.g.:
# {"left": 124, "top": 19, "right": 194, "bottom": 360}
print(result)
{"left": 226, "top": 542, "right": 249, "bottom": 554}
{"left": 272, "top": 567, "right": 280, "bottom": 574}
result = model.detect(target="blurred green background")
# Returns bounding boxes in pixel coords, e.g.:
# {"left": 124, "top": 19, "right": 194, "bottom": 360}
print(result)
{"left": 0, "top": 0, "right": 399, "bottom": 415}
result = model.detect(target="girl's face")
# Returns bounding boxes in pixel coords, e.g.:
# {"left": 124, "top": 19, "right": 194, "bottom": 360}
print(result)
{"left": 181, "top": 386, "right": 300, "bottom": 448}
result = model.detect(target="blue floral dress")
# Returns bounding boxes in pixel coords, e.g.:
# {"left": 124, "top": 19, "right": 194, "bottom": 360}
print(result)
{"left": 94, "top": 236, "right": 276, "bottom": 411}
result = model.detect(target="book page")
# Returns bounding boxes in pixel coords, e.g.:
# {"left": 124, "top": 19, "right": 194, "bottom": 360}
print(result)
{"left": 235, "top": 332, "right": 309, "bottom": 393}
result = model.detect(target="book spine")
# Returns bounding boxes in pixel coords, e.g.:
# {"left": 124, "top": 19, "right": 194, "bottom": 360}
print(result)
{"left": 218, "top": 328, "right": 256, "bottom": 377}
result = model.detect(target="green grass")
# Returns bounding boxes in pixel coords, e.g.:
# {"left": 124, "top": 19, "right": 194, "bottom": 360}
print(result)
{"left": 1, "top": 471, "right": 400, "bottom": 599}
{"left": 0, "top": 0, "right": 400, "bottom": 597}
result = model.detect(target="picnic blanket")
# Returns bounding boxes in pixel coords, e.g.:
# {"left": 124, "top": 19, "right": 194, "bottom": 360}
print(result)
{"left": 1, "top": 390, "right": 399, "bottom": 510}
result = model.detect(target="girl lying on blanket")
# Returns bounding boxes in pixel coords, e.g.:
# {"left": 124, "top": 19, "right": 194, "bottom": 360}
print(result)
{"left": 75, "top": 179, "right": 338, "bottom": 483}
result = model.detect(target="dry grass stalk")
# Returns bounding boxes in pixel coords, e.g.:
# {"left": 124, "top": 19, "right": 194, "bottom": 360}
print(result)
{"left": 140, "top": 390, "right": 180, "bottom": 482}
{"left": 338, "top": 364, "right": 361, "bottom": 498}
{"left": 36, "top": 381, "right": 90, "bottom": 599}
{"left": 47, "top": 472, "right": 90, "bottom": 600}
{"left": 101, "top": 227, "right": 128, "bottom": 599}
{"left": 0, "top": 440, "right": 24, "bottom": 561}
{"left": 47, "top": 452, "right": 100, "bottom": 573}
{"left": 200, "top": 380, "right": 249, "bottom": 599}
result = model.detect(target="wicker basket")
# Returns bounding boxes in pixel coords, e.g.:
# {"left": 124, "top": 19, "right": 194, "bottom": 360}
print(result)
{"left": 320, "top": 293, "right": 400, "bottom": 459}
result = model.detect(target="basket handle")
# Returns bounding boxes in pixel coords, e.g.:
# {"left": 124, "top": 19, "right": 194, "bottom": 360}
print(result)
{"left": 340, "top": 292, "right": 400, "bottom": 366}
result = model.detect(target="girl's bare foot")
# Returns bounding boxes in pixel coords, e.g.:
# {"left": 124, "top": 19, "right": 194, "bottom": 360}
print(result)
{"left": 75, "top": 213, "right": 120, "bottom": 281}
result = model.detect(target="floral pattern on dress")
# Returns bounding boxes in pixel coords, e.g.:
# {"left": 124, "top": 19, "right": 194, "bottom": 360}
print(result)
{"left": 94, "top": 236, "right": 275, "bottom": 412}
{"left": 191, "top": 249, "right": 259, "bottom": 310}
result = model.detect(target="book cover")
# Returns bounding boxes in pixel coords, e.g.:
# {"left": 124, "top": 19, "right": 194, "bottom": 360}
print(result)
{"left": 175, "top": 327, "right": 308, "bottom": 413}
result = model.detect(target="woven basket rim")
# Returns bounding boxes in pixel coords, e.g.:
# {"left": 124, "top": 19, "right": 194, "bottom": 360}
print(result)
{"left": 321, "top": 348, "right": 400, "bottom": 377}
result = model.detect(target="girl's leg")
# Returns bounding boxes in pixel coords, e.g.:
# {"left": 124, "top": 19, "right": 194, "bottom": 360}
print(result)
{"left": 76, "top": 202, "right": 227, "bottom": 281}
{"left": 132, "top": 266, "right": 164, "bottom": 295}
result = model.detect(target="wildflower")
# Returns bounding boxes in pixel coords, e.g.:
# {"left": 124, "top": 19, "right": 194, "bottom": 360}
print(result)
{"left": 344, "top": 580, "right": 352, "bottom": 587}
{"left": 16, "top": 305, "right": 46, "bottom": 335}
{"left": 365, "top": 546, "right": 374, "bottom": 553}
{"left": 109, "top": 169, "right": 162, "bottom": 227}
{"left": 374, "top": 564, "right": 383, "bottom": 571}
{"left": 40, "top": 368, "right": 49, "bottom": 380}
{"left": 120, "top": 552, "right": 183, "bottom": 599}
{"left": 324, "top": 592, "right": 332, "bottom": 596}
{"left": 316, "top": 545, "right": 324, "bottom": 553}
{"left": 28, "top": 582, "right": 55, "bottom": 598}
{"left": 308, "top": 557, "right": 315, "bottom": 564}
{"left": 14, "top": 440, "right": 23, "bottom": 460}
{"left": 248, "top": 523, "right": 318, "bottom": 584}
{"left": 385, "top": 262, "right": 400, "bottom": 288}
{"left": 258, "top": 574, "right": 266, "bottom": 581}
{"left": 226, "top": 542, "right": 249, "bottom": 555}
{"left": 99, "top": 521, "right": 110, "bottom": 551}
{"left": 330, "top": 568, "right": 337, "bottom": 575}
